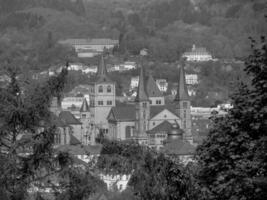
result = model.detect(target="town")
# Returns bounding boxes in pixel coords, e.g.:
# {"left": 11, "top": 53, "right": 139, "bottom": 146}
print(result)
{"left": 0, "top": 0, "right": 266, "bottom": 200}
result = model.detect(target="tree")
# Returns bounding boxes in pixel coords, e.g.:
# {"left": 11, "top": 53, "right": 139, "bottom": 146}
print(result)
{"left": 96, "top": 140, "right": 198, "bottom": 200}
{"left": 0, "top": 65, "right": 70, "bottom": 200}
{"left": 196, "top": 37, "right": 267, "bottom": 200}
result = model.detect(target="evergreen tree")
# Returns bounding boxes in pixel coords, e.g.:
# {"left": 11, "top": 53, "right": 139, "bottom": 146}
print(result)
{"left": 196, "top": 37, "right": 267, "bottom": 200}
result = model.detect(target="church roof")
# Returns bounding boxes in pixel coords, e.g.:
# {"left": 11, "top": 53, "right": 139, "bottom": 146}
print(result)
{"left": 163, "top": 139, "right": 195, "bottom": 155}
{"left": 70, "top": 134, "right": 81, "bottom": 145}
{"left": 107, "top": 105, "right": 135, "bottom": 122}
{"left": 135, "top": 65, "right": 149, "bottom": 102}
{"left": 147, "top": 120, "right": 173, "bottom": 134}
{"left": 150, "top": 105, "right": 177, "bottom": 118}
{"left": 107, "top": 104, "right": 178, "bottom": 122}
{"left": 80, "top": 98, "right": 89, "bottom": 112}
{"left": 145, "top": 74, "right": 163, "bottom": 97}
{"left": 94, "top": 55, "right": 113, "bottom": 83}
{"left": 59, "top": 111, "right": 82, "bottom": 125}
{"left": 174, "top": 59, "right": 190, "bottom": 101}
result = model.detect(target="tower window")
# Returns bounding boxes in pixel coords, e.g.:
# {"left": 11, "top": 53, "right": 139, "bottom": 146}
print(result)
{"left": 98, "top": 85, "right": 103, "bottom": 93}
{"left": 143, "top": 102, "right": 147, "bottom": 108}
{"left": 82, "top": 114, "right": 87, "bottom": 119}
{"left": 107, "top": 85, "right": 112, "bottom": 93}
{"left": 107, "top": 100, "right": 112, "bottom": 105}
{"left": 156, "top": 100, "right": 161, "bottom": 105}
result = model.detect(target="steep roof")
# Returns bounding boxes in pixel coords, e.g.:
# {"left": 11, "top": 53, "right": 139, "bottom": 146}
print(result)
{"left": 150, "top": 105, "right": 177, "bottom": 118}
{"left": 59, "top": 111, "right": 82, "bottom": 125}
{"left": 50, "top": 113, "right": 67, "bottom": 127}
{"left": 107, "top": 105, "right": 135, "bottom": 122}
{"left": 163, "top": 139, "right": 196, "bottom": 155}
{"left": 94, "top": 55, "right": 113, "bottom": 83}
{"left": 147, "top": 120, "right": 173, "bottom": 134}
{"left": 145, "top": 74, "right": 163, "bottom": 97}
{"left": 174, "top": 59, "right": 190, "bottom": 101}
{"left": 70, "top": 134, "right": 81, "bottom": 145}
{"left": 80, "top": 98, "right": 89, "bottom": 112}
{"left": 135, "top": 65, "right": 149, "bottom": 102}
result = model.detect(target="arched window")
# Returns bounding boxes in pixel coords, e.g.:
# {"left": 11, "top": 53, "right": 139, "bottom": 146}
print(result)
{"left": 98, "top": 85, "right": 103, "bottom": 93}
{"left": 107, "top": 85, "right": 112, "bottom": 93}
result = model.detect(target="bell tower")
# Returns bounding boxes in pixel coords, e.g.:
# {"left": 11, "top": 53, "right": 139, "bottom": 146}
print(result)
{"left": 89, "top": 55, "right": 115, "bottom": 137}
{"left": 174, "top": 58, "right": 193, "bottom": 143}
{"left": 134, "top": 64, "right": 150, "bottom": 145}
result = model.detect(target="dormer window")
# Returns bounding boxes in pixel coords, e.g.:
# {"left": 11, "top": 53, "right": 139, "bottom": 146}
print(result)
{"left": 98, "top": 85, "right": 103, "bottom": 93}
{"left": 107, "top": 85, "right": 112, "bottom": 93}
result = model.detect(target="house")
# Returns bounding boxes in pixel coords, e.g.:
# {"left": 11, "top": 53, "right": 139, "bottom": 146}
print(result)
{"left": 182, "top": 44, "right": 213, "bottom": 62}
{"left": 185, "top": 74, "right": 198, "bottom": 85}
{"left": 156, "top": 79, "right": 168, "bottom": 92}
{"left": 123, "top": 61, "right": 136, "bottom": 70}
{"left": 58, "top": 38, "right": 119, "bottom": 58}
{"left": 130, "top": 76, "right": 139, "bottom": 89}
{"left": 99, "top": 174, "right": 131, "bottom": 192}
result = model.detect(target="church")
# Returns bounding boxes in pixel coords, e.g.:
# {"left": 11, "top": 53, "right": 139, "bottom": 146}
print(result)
{"left": 105, "top": 58, "right": 194, "bottom": 150}
{"left": 49, "top": 55, "right": 195, "bottom": 155}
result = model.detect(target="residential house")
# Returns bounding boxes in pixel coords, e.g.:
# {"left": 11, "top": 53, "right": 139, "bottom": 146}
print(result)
{"left": 182, "top": 44, "right": 213, "bottom": 62}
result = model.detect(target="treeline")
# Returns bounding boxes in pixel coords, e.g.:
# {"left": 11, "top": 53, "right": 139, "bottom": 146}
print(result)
{"left": 0, "top": 0, "right": 85, "bottom": 16}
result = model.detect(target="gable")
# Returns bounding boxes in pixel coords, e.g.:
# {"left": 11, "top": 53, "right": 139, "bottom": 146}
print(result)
{"left": 150, "top": 108, "right": 179, "bottom": 121}
{"left": 107, "top": 109, "right": 117, "bottom": 122}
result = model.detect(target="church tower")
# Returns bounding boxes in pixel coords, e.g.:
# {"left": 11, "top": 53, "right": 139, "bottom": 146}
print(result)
{"left": 80, "top": 98, "right": 95, "bottom": 145}
{"left": 134, "top": 64, "right": 150, "bottom": 145}
{"left": 89, "top": 55, "right": 115, "bottom": 136}
{"left": 174, "top": 59, "right": 193, "bottom": 143}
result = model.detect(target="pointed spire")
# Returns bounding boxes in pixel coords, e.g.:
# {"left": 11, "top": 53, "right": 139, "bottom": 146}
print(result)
{"left": 174, "top": 58, "right": 189, "bottom": 101}
{"left": 145, "top": 73, "right": 162, "bottom": 97}
{"left": 80, "top": 98, "right": 89, "bottom": 112}
{"left": 135, "top": 64, "right": 149, "bottom": 102}
{"left": 95, "top": 55, "right": 111, "bottom": 83}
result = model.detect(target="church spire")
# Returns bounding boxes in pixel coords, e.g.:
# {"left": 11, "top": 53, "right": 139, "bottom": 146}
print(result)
{"left": 80, "top": 98, "right": 89, "bottom": 112}
{"left": 95, "top": 55, "right": 111, "bottom": 83}
{"left": 135, "top": 64, "right": 148, "bottom": 102}
{"left": 175, "top": 58, "right": 189, "bottom": 101}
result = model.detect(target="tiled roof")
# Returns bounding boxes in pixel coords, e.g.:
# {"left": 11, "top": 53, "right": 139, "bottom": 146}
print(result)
{"left": 150, "top": 104, "right": 177, "bottom": 118}
{"left": 108, "top": 105, "right": 135, "bottom": 122}
{"left": 70, "top": 134, "right": 81, "bottom": 145}
{"left": 147, "top": 120, "right": 173, "bottom": 134}
{"left": 59, "top": 111, "right": 82, "bottom": 125}
{"left": 145, "top": 74, "right": 163, "bottom": 97}
{"left": 50, "top": 113, "right": 67, "bottom": 127}
{"left": 163, "top": 139, "right": 196, "bottom": 155}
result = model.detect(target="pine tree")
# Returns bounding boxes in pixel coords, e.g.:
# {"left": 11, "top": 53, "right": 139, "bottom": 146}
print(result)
{"left": 196, "top": 37, "right": 267, "bottom": 200}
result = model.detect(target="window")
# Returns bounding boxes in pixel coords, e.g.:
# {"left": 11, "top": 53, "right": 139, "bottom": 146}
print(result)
{"left": 98, "top": 101, "right": 103, "bottom": 105}
{"left": 183, "top": 102, "right": 188, "bottom": 108}
{"left": 107, "top": 100, "right": 112, "bottom": 105}
{"left": 184, "top": 110, "right": 187, "bottom": 118}
{"left": 98, "top": 85, "right": 103, "bottom": 93}
{"left": 82, "top": 114, "right": 87, "bottom": 119}
{"left": 156, "top": 100, "right": 161, "bottom": 105}
{"left": 152, "top": 122, "right": 155, "bottom": 126}
{"left": 54, "top": 131, "right": 61, "bottom": 144}
{"left": 143, "top": 102, "right": 147, "bottom": 108}
{"left": 107, "top": 85, "right": 112, "bottom": 93}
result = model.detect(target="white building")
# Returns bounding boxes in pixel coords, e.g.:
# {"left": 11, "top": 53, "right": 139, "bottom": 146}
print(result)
{"left": 182, "top": 44, "right": 212, "bottom": 62}
{"left": 61, "top": 97, "right": 85, "bottom": 110}
{"left": 155, "top": 79, "right": 168, "bottom": 92}
{"left": 185, "top": 74, "right": 198, "bottom": 85}
{"left": 58, "top": 38, "right": 119, "bottom": 58}
{"left": 123, "top": 61, "right": 136, "bottom": 70}
{"left": 82, "top": 66, "right": 98, "bottom": 74}
{"left": 130, "top": 76, "right": 139, "bottom": 89}
{"left": 99, "top": 174, "right": 131, "bottom": 192}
